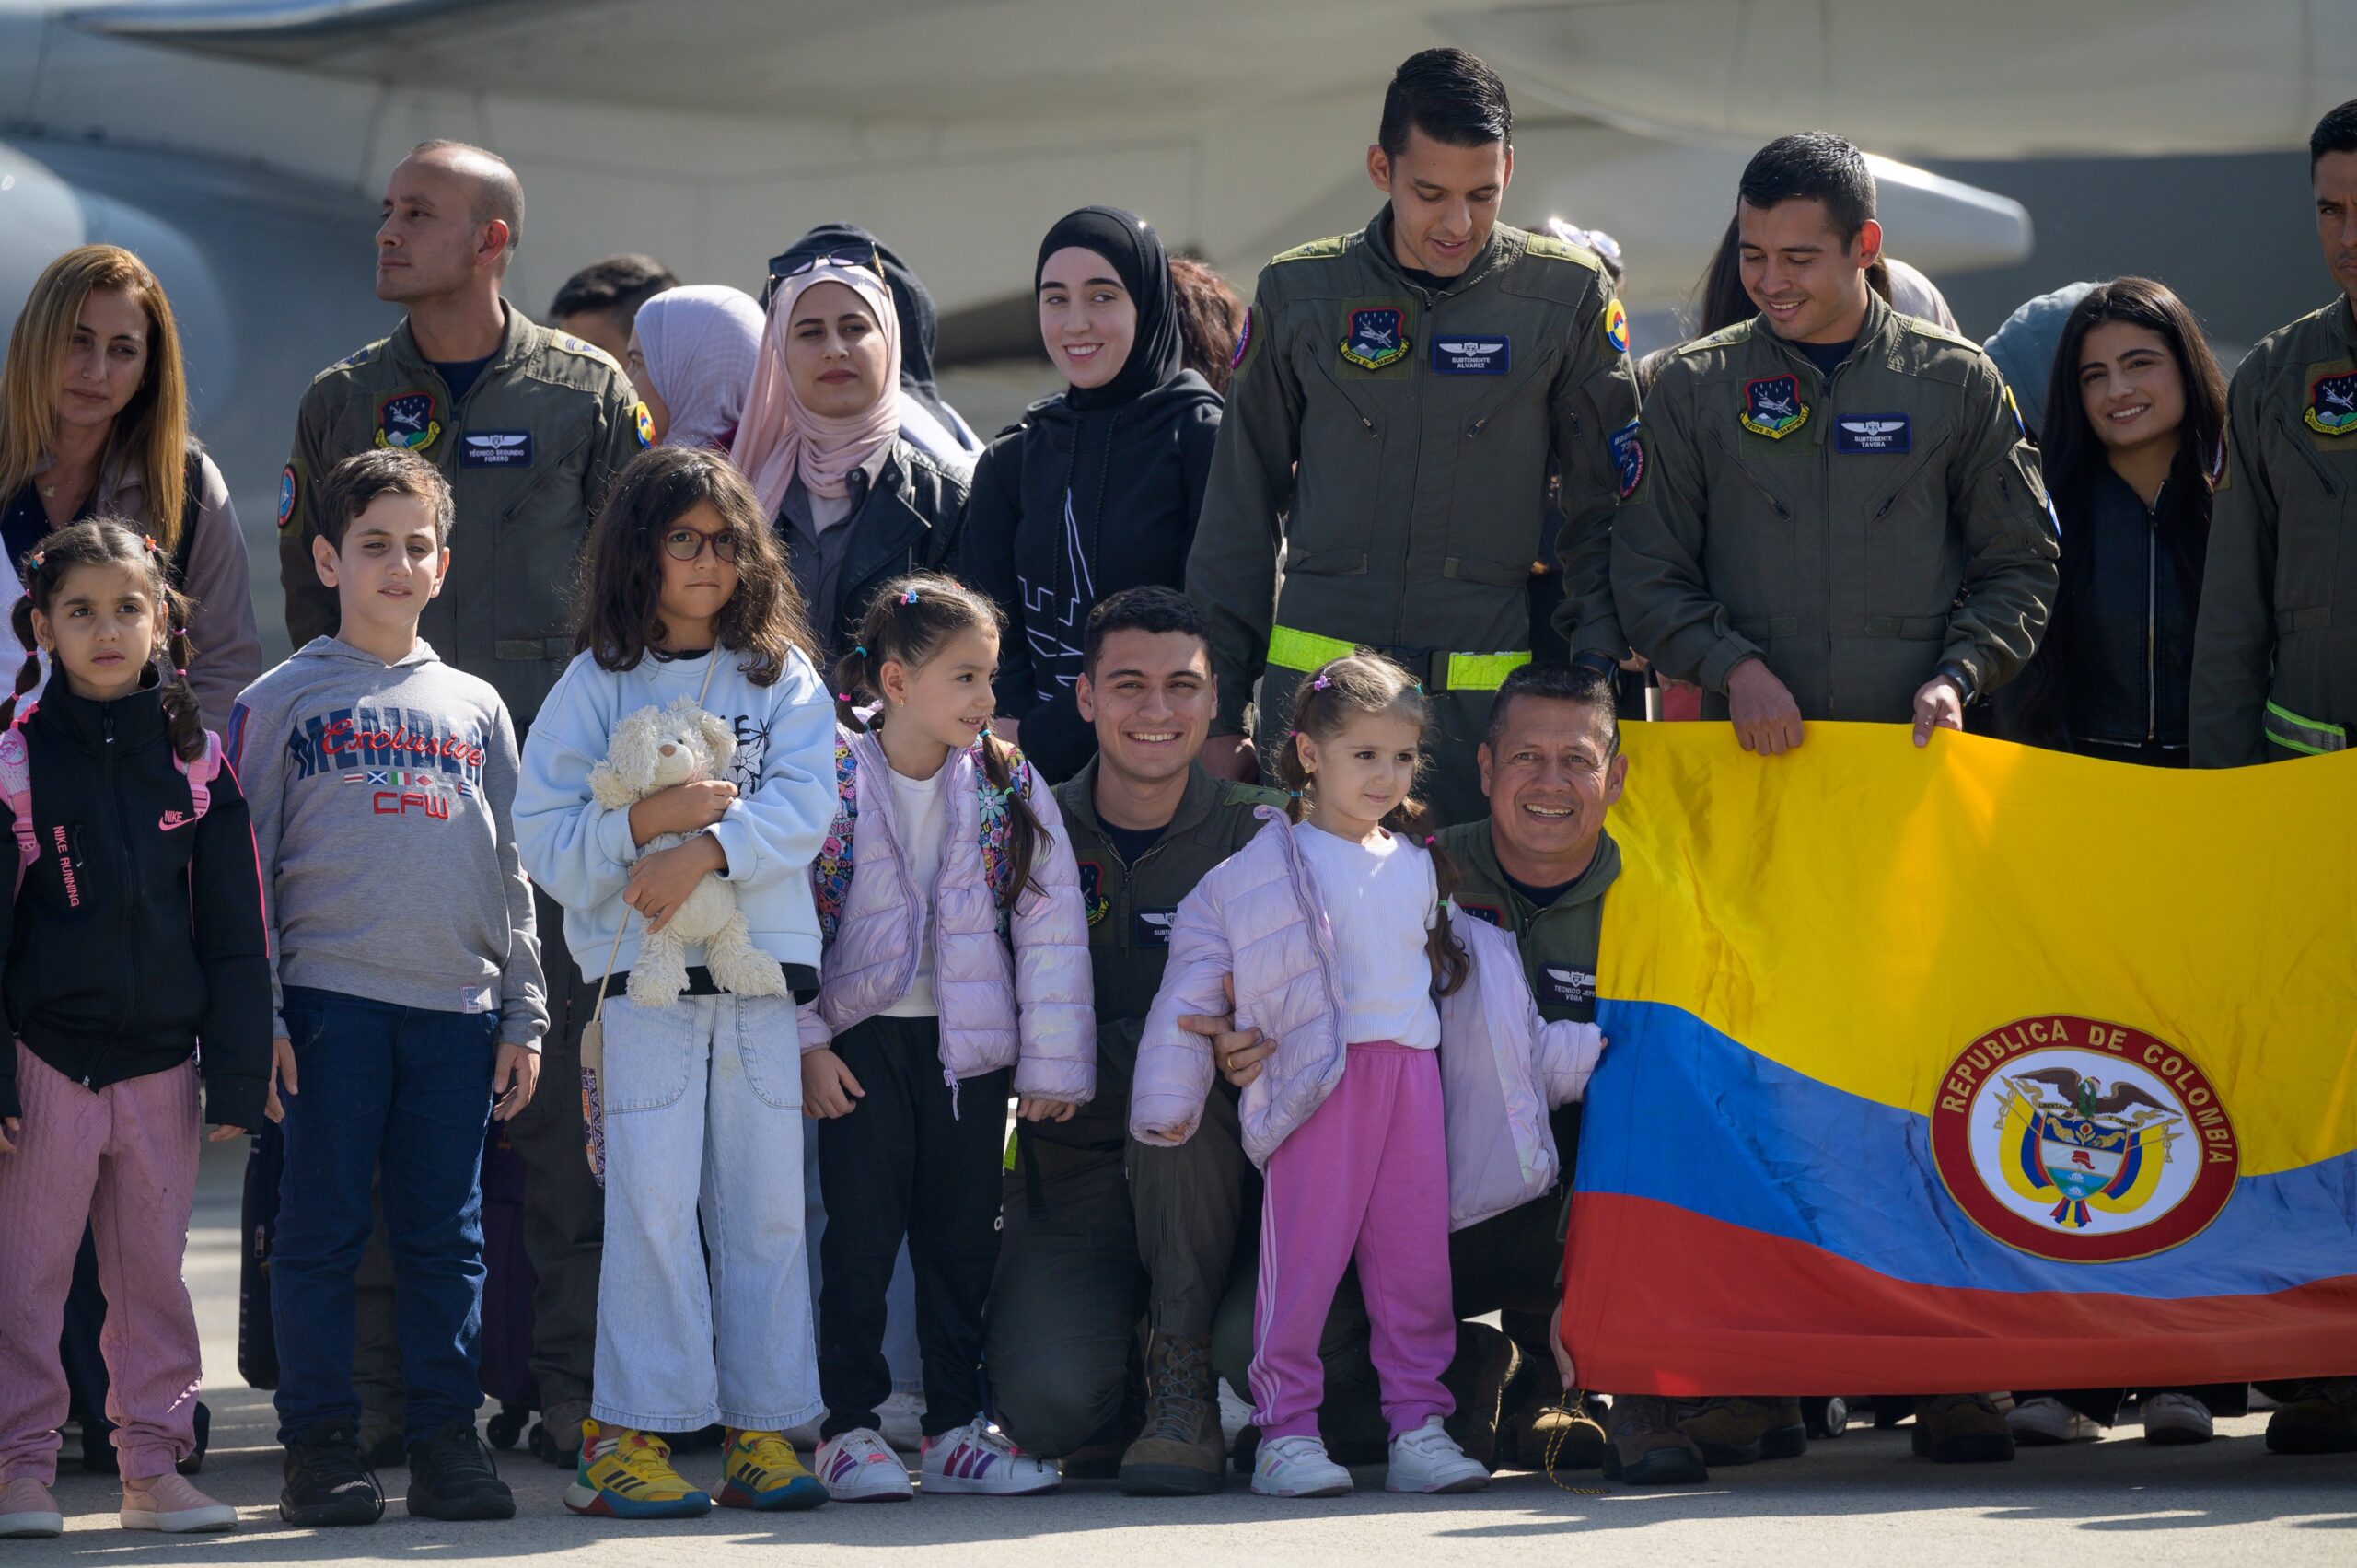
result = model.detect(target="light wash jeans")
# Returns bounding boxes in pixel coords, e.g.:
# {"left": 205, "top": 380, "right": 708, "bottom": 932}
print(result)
{"left": 590, "top": 993, "right": 821, "bottom": 1433}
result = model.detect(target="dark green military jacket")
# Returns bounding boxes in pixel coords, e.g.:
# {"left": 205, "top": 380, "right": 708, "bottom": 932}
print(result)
{"left": 1185, "top": 209, "right": 1641, "bottom": 821}
{"left": 2189, "top": 296, "right": 2357, "bottom": 764}
{"left": 1042, "top": 760, "right": 1287, "bottom": 1151}
{"left": 1436, "top": 819, "right": 1616, "bottom": 1026}
{"left": 280, "top": 304, "right": 646, "bottom": 726}
{"left": 1609, "top": 292, "right": 2058, "bottom": 721}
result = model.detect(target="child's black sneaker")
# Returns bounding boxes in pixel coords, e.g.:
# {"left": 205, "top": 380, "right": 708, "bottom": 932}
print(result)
{"left": 280, "top": 1422, "right": 385, "bottom": 1527}
{"left": 405, "top": 1418, "right": 517, "bottom": 1521}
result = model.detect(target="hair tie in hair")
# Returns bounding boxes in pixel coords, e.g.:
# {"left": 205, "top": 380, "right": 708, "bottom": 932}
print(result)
{"left": 29, "top": 552, "right": 43, "bottom": 570}
{"left": 853, "top": 645, "right": 867, "bottom": 657}
{"left": 1413, "top": 681, "right": 1424, "bottom": 695}
{"left": 1423, "top": 834, "right": 1436, "bottom": 847}
{"left": 173, "top": 668, "right": 188, "bottom": 680}
{"left": 1310, "top": 674, "right": 1331, "bottom": 691}
{"left": 978, "top": 725, "right": 993, "bottom": 739}
{"left": 900, "top": 589, "right": 920, "bottom": 605}
{"left": 1285, "top": 790, "right": 1306, "bottom": 798}
{"left": 143, "top": 535, "right": 159, "bottom": 555}
{"left": 170, "top": 626, "right": 189, "bottom": 639}
{"left": 835, "top": 691, "right": 853, "bottom": 703}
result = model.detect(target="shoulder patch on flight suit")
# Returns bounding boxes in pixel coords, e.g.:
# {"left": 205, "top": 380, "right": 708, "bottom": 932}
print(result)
{"left": 1602, "top": 296, "right": 1630, "bottom": 354}
{"left": 1229, "top": 305, "right": 1264, "bottom": 382}
{"left": 1901, "top": 317, "right": 1982, "bottom": 353}
{"left": 315, "top": 338, "right": 388, "bottom": 381}
{"left": 276, "top": 464, "right": 299, "bottom": 531}
{"left": 1222, "top": 781, "right": 1291, "bottom": 809}
{"left": 633, "top": 401, "right": 656, "bottom": 447}
{"left": 1522, "top": 233, "right": 1605, "bottom": 273}
{"left": 2305, "top": 368, "right": 2357, "bottom": 436}
{"left": 548, "top": 332, "right": 625, "bottom": 373}
{"left": 1272, "top": 234, "right": 1349, "bottom": 264}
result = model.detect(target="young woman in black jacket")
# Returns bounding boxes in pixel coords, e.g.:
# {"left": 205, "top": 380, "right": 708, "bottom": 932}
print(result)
{"left": 0, "top": 520, "right": 269, "bottom": 1537}
{"left": 958, "top": 206, "right": 1223, "bottom": 782}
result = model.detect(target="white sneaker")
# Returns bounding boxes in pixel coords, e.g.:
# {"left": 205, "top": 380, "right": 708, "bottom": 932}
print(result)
{"left": 1386, "top": 1416, "right": 1489, "bottom": 1493}
{"left": 2005, "top": 1396, "right": 2100, "bottom": 1446}
{"left": 878, "top": 1390, "right": 927, "bottom": 1452}
{"left": 1250, "top": 1434, "right": 1353, "bottom": 1498}
{"left": 1217, "top": 1378, "right": 1253, "bottom": 1450}
{"left": 920, "top": 1419, "right": 1059, "bottom": 1495}
{"left": 815, "top": 1429, "right": 914, "bottom": 1502}
{"left": 2141, "top": 1391, "right": 2214, "bottom": 1446}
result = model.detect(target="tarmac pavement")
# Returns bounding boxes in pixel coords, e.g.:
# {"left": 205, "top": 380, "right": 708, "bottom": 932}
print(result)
{"left": 13, "top": 1141, "right": 2351, "bottom": 1566}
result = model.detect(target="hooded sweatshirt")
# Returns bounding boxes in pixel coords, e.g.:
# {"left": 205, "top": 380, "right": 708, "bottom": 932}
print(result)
{"left": 958, "top": 206, "right": 1224, "bottom": 782}
{"left": 0, "top": 679, "right": 272, "bottom": 1126}
{"left": 228, "top": 636, "right": 545, "bottom": 1046}
{"left": 515, "top": 643, "right": 835, "bottom": 984}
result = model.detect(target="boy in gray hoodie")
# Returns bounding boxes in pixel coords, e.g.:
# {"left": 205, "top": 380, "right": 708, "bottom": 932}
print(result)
{"left": 227, "top": 449, "right": 544, "bottom": 1528}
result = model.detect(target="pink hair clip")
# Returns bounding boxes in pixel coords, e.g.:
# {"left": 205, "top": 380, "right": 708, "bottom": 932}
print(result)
{"left": 900, "top": 589, "right": 920, "bottom": 605}
{"left": 1310, "top": 674, "right": 1331, "bottom": 691}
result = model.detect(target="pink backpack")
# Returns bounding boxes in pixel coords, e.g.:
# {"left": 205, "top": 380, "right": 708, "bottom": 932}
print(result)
{"left": 0, "top": 717, "right": 224, "bottom": 898}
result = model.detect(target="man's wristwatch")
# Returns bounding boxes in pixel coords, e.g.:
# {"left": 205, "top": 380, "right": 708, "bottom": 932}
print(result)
{"left": 1934, "top": 660, "right": 1978, "bottom": 706}
{"left": 1573, "top": 649, "right": 1621, "bottom": 679}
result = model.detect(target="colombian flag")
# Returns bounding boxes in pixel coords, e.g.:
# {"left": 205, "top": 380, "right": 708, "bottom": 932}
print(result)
{"left": 1562, "top": 724, "right": 2357, "bottom": 1394}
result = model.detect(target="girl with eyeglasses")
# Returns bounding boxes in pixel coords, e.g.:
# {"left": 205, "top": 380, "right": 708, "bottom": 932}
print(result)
{"left": 516, "top": 447, "right": 839, "bottom": 1517}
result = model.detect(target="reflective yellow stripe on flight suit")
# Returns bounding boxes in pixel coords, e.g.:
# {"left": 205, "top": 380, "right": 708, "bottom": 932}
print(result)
{"left": 1265, "top": 625, "right": 1532, "bottom": 691}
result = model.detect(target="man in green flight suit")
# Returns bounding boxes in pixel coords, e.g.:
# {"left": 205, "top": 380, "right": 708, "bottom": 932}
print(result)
{"left": 1186, "top": 46, "right": 1642, "bottom": 823}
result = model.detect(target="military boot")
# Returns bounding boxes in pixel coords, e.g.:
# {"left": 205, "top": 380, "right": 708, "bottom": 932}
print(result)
{"left": 1912, "top": 1394, "right": 2015, "bottom": 1463}
{"left": 1118, "top": 1334, "right": 1225, "bottom": 1495}
{"left": 1679, "top": 1397, "right": 1809, "bottom": 1465}
{"left": 1503, "top": 1387, "right": 1607, "bottom": 1472}
{"left": 2265, "top": 1377, "right": 2357, "bottom": 1455}
{"left": 1602, "top": 1395, "right": 1708, "bottom": 1485}
{"left": 1439, "top": 1321, "right": 1515, "bottom": 1469}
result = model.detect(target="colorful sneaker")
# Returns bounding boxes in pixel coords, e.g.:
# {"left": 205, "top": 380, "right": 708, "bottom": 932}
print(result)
{"left": 0, "top": 1476, "right": 64, "bottom": 1538}
{"left": 563, "top": 1421, "right": 712, "bottom": 1518}
{"left": 1251, "top": 1434, "right": 1353, "bottom": 1498}
{"left": 1387, "top": 1416, "right": 1490, "bottom": 1494}
{"left": 920, "top": 1418, "right": 1060, "bottom": 1495}
{"left": 121, "top": 1471, "right": 238, "bottom": 1532}
{"left": 817, "top": 1429, "right": 914, "bottom": 1501}
{"left": 719, "top": 1429, "right": 827, "bottom": 1511}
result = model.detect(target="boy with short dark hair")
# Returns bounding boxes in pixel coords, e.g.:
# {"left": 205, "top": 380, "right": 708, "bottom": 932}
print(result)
{"left": 230, "top": 447, "right": 545, "bottom": 1527}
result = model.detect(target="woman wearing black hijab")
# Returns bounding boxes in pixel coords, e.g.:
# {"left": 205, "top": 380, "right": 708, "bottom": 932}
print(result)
{"left": 958, "top": 205, "right": 1224, "bottom": 782}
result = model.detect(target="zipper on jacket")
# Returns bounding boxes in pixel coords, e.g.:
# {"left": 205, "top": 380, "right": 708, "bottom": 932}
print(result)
{"left": 1867, "top": 432, "right": 1957, "bottom": 521}
{"left": 2272, "top": 412, "right": 2342, "bottom": 498}
{"left": 2144, "top": 505, "right": 2159, "bottom": 744}
{"left": 1464, "top": 346, "right": 1563, "bottom": 438}
{"left": 85, "top": 706, "right": 140, "bottom": 1086}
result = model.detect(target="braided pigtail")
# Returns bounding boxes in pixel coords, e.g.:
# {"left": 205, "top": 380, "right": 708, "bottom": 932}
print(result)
{"left": 157, "top": 582, "right": 205, "bottom": 762}
{"left": 0, "top": 591, "right": 42, "bottom": 732}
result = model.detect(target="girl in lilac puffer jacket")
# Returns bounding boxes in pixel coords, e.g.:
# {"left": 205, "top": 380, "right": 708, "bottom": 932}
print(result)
{"left": 1132, "top": 655, "right": 1599, "bottom": 1500}
{"left": 797, "top": 574, "right": 1091, "bottom": 1500}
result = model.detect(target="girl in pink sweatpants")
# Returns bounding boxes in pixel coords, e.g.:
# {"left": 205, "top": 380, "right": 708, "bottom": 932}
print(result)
{"left": 0, "top": 523, "right": 273, "bottom": 1539}
{"left": 1240, "top": 655, "right": 1492, "bottom": 1498}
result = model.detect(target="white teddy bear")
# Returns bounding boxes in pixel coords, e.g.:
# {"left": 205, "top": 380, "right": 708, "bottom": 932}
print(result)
{"left": 587, "top": 695, "right": 788, "bottom": 1006}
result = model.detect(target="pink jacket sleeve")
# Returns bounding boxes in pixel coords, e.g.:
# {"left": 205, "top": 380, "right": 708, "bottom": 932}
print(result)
{"left": 1130, "top": 875, "right": 1234, "bottom": 1145}
{"left": 1007, "top": 765, "right": 1096, "bottom": 1103}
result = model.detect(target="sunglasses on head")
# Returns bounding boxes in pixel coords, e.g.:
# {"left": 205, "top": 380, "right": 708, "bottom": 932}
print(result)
{"left": 660, "top": 526, "right": 739, "bottom": 563}
{"left": 773, "top": 246, "right": 886, "bottom": 282}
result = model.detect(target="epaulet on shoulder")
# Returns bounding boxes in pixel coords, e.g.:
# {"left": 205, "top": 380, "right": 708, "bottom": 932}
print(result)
{"left": 1223, "top": 781, "right": 1291, "bottom": 809}
{"left": 1520, "top": 233, "right": 1605, "bottom": 273}
{"left": 1675, "top": 320, "right": 1752, "bottom": 358}
{"left": 1271, "top": 234, "right": 1348, "bottom": 265}
{"left": 313, "top": 338, "right": 387, "bottom": 382}
{"left": 1901, "top": 316, "right": 1982, "bottom": 353}
{"left": 547, "top": 332, "right": 625, "bottom": 374}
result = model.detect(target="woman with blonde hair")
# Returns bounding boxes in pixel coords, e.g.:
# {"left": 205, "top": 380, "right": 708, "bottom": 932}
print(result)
{"left": 0, "top": 245, "right": 261, "bottom": 728}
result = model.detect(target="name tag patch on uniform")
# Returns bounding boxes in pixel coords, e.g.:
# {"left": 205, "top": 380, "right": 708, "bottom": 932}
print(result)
{"left": 1132, "top": 908, "right": 1178, "bottom": 947}
{"left": 1540, "top": 963, "right": 1596, "bottom": 1007}
{"left": 1740, "top": 375, "right": 1809, "bottom": 439}
{"left": 1834, "top": 414, "right": 1911, "bottom": 454}
{"left": 1341, "top": 308, "right": 1410, "bottom": 371}
{"left": 2307, "top": 370, "right": 2357, "bottom": 436}
{"left": 1433, "top": 335, "right": 1510, "bottom": 375}
{"left": 461, "top": 432, "right": 535, "bottom": 468}
{"left": 374, "top": 391, "right": 441, "bottom": 453}
{"left": 1608, "top": 418, "right": 1645, "bottom": 498}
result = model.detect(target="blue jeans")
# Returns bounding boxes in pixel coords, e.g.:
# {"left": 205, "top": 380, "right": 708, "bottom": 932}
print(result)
{"left": 272, "top": 987, "right": 498, "bottom": 1446}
